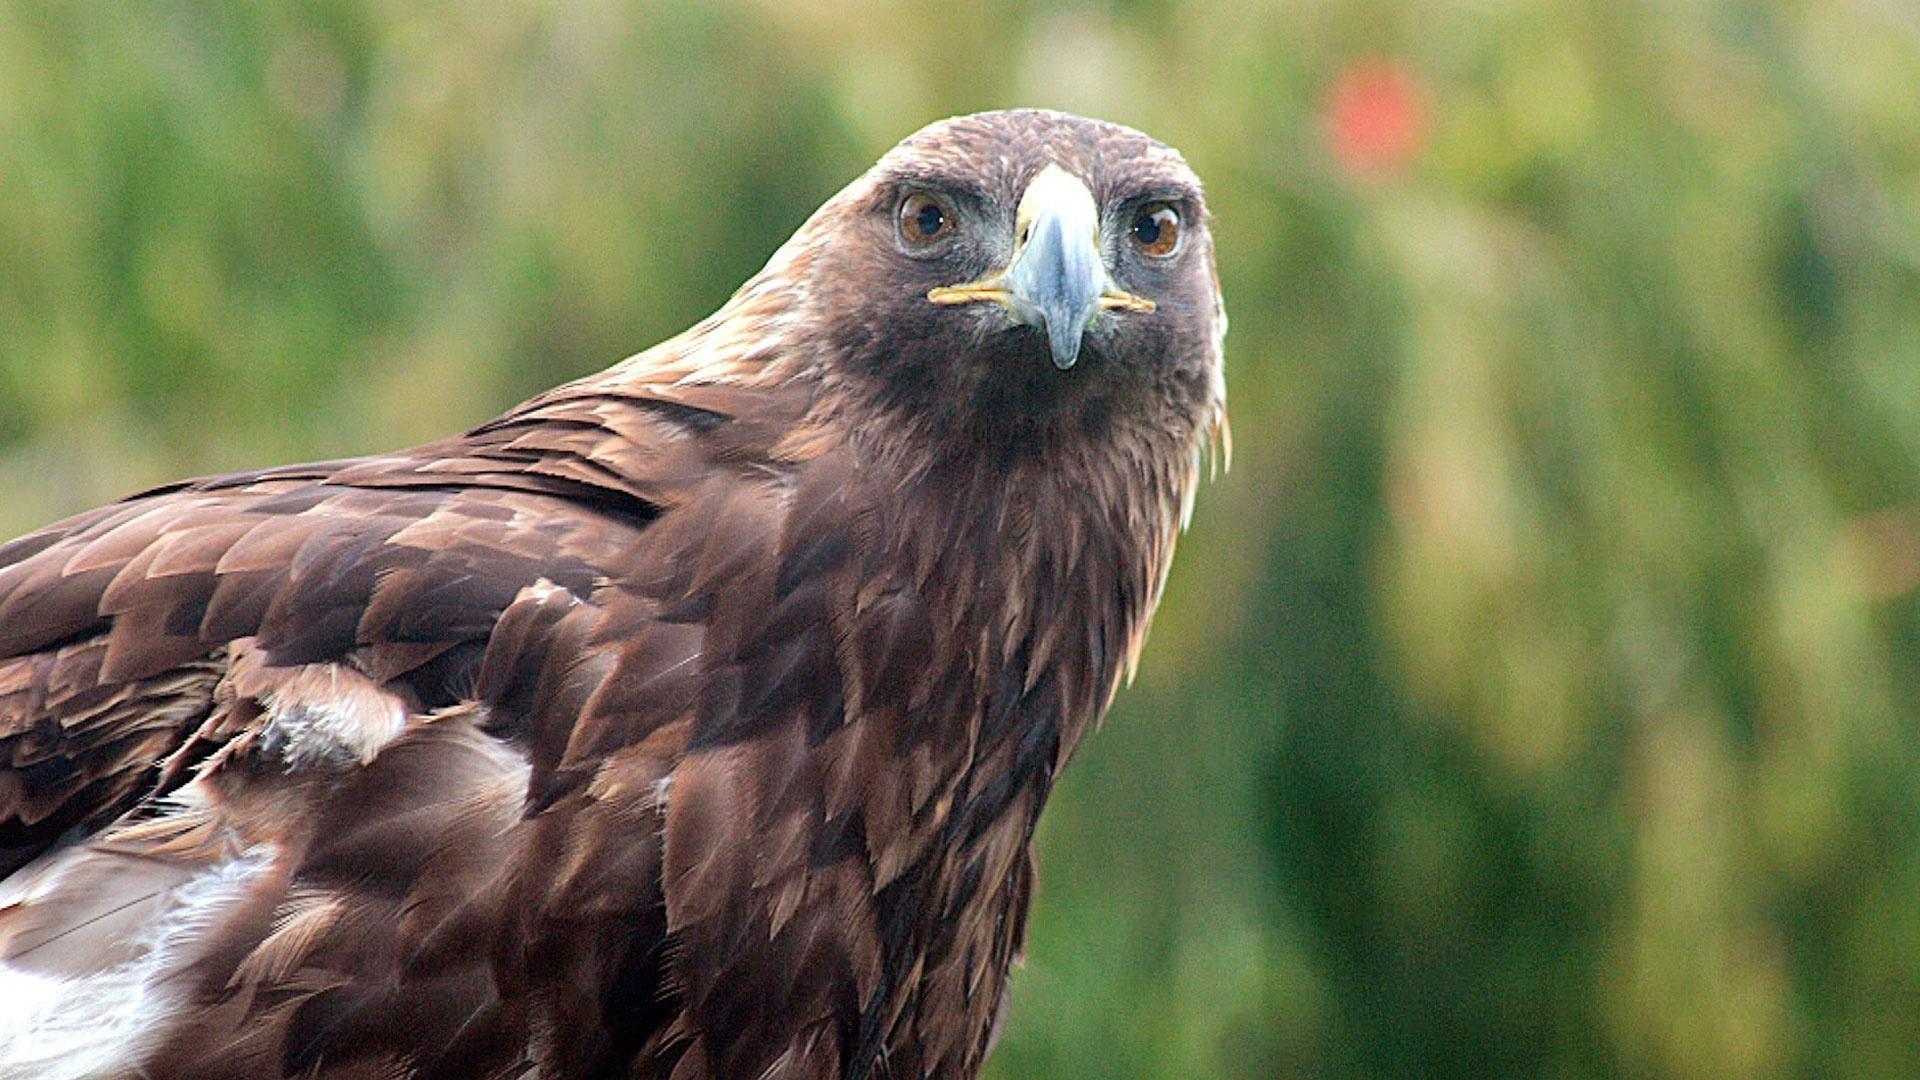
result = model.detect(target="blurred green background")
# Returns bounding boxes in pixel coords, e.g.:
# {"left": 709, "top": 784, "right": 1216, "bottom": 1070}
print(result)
{"left": 4, "top": 1, "right": 1920, "bottom": 1076}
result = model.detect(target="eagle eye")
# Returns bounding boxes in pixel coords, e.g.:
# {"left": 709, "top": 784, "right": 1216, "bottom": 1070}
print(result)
{"left": 899, "top": 192, "right": 956, "bottom": 249}
{"left": 1131, "top": 203, "right": 1181, "bottom": 258}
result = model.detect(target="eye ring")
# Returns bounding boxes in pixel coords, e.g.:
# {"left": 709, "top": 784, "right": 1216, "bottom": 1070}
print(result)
{"left": 899, "top": 192, "right": 957, "bottom": 249}
{"left": 1130, "top": 202, "right": 1181, "bottom": 258}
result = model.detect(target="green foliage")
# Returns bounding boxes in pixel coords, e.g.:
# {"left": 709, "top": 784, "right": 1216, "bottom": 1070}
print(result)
{"left": 3, "top": 2, "right": 1918, "bottom": 1076}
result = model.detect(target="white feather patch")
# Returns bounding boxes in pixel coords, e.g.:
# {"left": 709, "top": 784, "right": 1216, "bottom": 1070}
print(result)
{"left": 258, "top": 664, "right": 409, "bottom": 770}
{"left": 0, "top": 847, "right": 274, "bottom": 1080}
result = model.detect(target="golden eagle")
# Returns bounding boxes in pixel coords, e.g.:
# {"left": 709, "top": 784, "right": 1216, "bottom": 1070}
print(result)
{"left": 0, "top": 109, "right": 1225, "bottom": 1079}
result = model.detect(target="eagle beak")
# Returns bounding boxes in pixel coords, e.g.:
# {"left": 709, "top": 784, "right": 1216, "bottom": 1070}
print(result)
{"left": 929, "top": 163, "right": 1153, "bottom": 370}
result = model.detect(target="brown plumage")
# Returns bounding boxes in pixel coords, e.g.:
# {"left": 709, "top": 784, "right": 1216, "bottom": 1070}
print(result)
{"left": 0, "top": 109, "right": 1225, "bottom": 1079}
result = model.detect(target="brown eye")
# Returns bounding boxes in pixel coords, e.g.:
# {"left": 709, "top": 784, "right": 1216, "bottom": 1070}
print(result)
{"left": 899, "top": 193, "right": 955, "bottom": 247}
{"left": 1131, "top": 203, "right": 1181, "bottom": 257}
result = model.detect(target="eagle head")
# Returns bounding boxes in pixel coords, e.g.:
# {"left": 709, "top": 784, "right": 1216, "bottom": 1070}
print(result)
{"left": 786, "top": 109, "right": 1227, "bottom": 456}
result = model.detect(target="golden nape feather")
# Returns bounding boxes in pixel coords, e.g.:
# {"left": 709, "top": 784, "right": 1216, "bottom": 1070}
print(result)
{"left": 0, "top": 109, "right": 1224, "bottom": 1079}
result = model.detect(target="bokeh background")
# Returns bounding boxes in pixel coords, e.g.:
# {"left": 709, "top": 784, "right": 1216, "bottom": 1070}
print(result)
{"left": 4, "top": 2, "right": 1919, "bottom": 1076}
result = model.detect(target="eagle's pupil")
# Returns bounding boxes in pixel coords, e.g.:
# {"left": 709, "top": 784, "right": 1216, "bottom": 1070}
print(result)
{"left": 916, "top": 203, "right": 945, "bottom": 238}
{"left": 1134, "top": 214, "right": 1161, "bottom": 247}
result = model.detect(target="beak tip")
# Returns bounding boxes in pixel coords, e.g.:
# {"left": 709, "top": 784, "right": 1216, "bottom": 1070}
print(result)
{"left": 1048, "top": 322, "right": 1085, "bottom": 370}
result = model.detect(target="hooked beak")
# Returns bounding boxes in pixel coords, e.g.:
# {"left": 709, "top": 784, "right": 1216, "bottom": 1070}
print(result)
{"left": 928, "top": 163, "right": 1153, "bottom": 370}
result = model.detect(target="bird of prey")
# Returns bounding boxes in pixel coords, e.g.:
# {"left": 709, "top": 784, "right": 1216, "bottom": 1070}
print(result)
{"left": 0, "top": 109, "right": 1225, "bottom": 1079}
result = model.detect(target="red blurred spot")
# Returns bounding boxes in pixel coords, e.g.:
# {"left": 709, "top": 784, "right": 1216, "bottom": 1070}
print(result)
{"left": 1323, "top": 58, "right": 1430, "bottom": 183}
